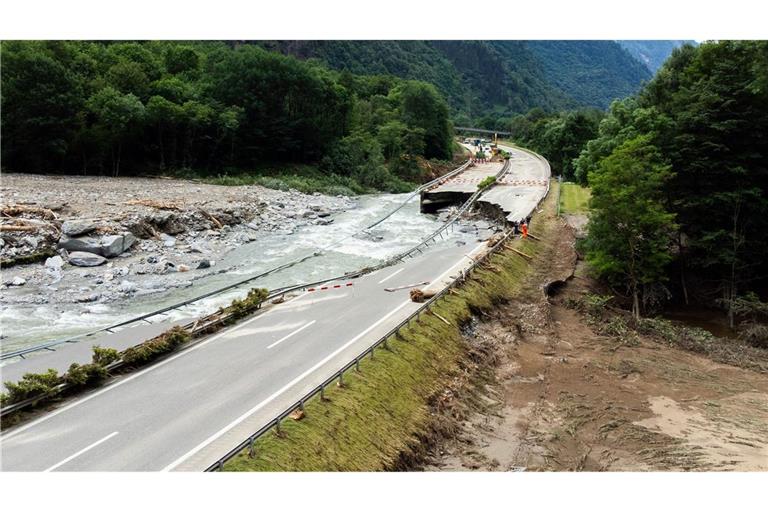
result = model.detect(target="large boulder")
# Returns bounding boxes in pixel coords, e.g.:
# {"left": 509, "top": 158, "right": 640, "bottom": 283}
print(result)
{"left": 58, "top": 236, "right": 102, "bottom": 254}
{"left": 62, "top": 219, "right": 97, "bottom": 236}
{"left": 57, "top": 233, "right": 136, "bottom": 258}
{"left": 100, "top": 233, "right": 137, "bottom": 258}
{"left": 44, "top": 255, "right": 64, "bottom": 269}
{"left": 68, "top": 251, "right": 107, "bottom": 267}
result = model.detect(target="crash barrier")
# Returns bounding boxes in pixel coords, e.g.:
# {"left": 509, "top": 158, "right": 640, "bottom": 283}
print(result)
{"left": 2, "top": 160, "right": 473, "bottom": 362}
{"left": 205, "top": 154, "right": 551, "bottom": 471}
{"left": 0, "top": 158, "right": 511, "bottom": 419}
{"left": 204, "top": 216, "right": 524, "bottom": 471}
{"left": 0, "top": 274, "right": 359, "bottom": 419}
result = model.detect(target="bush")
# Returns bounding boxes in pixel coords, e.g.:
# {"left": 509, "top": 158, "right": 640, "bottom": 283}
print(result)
{"left": 477, "top": 176, "right": 496, "bottom": 190}
{"left": 585, "top": 293, "right": 613, "bottom": 319}
{"left": 254, "top": 176, "right": 290, "bottom": 191}
{"left": 738, "top": 322, "right": 768, "bottom": 349}
{"left": 225, "top": 287, "right": 269, "bottom": 322}
{"left": 3, "top": 369, "right": 61, "bottom": 404}
{"left": 92, "top": 345, "right": 120, "bottom": 366}
{"left": 65, "top": 363, "right": 108, "bottom": 387}
{"left": 121, "top": 325, "right": 191, "bottom": 365}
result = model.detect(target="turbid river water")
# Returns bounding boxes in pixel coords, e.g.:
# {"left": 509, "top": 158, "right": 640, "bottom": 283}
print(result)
{"left": 0, "top": 193, "right": 484, "bottom": 354}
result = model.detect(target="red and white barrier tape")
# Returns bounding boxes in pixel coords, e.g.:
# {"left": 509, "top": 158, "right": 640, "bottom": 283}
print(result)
{"left": 306, "top": 282, "right": 354, "bottom": 292}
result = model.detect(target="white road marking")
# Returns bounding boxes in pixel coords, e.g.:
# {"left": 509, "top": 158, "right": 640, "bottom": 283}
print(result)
{"left": 43, "top": 431, "right": 118, "bottom": 472}
{"left": 0, "top": 290, "right": 310, "bottom": 442}
{"left": 377, "top": 267, "right": 404, "bottom": 284}
{"left": 161, "top": 299, "right": 413, "bottom": 471}
{"left": 267, "top": 320, "right": 316, "bottom": 349}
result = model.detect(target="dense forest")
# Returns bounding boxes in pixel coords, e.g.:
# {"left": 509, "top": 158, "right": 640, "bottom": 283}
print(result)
{"left": 264, "top": 40, "right": 653, "bottom": 122}
{"left": 573, "top": 41, "right": 768, "bottom": 335}
{"left": 1, "top": 41, "right": 454, "bottom": 193}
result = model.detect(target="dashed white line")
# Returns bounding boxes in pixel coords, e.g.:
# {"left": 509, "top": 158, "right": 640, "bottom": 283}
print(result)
{"left": 267, "top": 320, "right": 317, "bottom": 349}
{"left": 44, "top": 431, "right": 119, "bottom": 472}
{"left": 378, "top": 267, "right": 404, "bottom": 284}
{"left": 1, "top": 290, "right": 309, "bottom": 442}
{"left": 161, "top": 299, "right": 413, "bottom": 471}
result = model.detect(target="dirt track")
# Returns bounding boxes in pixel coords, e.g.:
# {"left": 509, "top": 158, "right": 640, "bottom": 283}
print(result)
{"left": 423, "top": 217, "right": 768, "bottom": 471}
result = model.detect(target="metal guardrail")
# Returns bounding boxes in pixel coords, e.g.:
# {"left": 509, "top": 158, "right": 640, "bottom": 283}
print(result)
{"left": 2, "top": 160, "right": 472, "bottom": 362}
{"left": 204, "top": 156, "right": 547, "bottom": 472}
{"left": 204, "top": 225, "right": 519, "bottom": 471}
{"left": 1, "top": 154, "right": 547, "bottom": 441}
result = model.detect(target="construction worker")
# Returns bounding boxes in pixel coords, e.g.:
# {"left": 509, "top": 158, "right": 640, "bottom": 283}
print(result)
{"left": 521, "top": 222, "right": 528, "bottom": 239}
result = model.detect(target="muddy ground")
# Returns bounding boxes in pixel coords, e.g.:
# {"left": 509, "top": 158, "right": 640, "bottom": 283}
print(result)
{"left": 421, "top": 217, "right": 768, "bottom": 472}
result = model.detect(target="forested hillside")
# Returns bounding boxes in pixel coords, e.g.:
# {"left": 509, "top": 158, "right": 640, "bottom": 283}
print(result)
{"left": 264, "top": 40, "right": 652, "bottom": 121}
{"left": 617, "top": 40, "right": 695, "bottom": 72}
{"left": 523, "top": 41, "right": 651, "bottom": 108}
{"left": 1, "top": 41, "right": 454, "bottom": 193}
{"left": 574, "top": 41, "right": 768, "bottom": 330}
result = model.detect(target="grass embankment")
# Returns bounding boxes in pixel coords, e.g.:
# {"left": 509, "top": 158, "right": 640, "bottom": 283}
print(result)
{"left": 224, "top": 181, "right": 559, "bottom": 471}
{"left": 559, "top": 182, "right": 591, "bottom": 214}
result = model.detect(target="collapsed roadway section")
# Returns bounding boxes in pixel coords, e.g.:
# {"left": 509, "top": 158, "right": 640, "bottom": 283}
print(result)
{"left": 421, "top": 144, "right": 550, "bottom": 225}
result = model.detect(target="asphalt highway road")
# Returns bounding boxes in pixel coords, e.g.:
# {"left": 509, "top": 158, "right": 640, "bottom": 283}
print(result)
{"left": 0, "top": 147, "right": 549, "bottom": 471}
{"left": 477, "top": 144, "right": 550, "bottom": 223}
{"left": 0, "top": 236, "right": 490, "bottom": 471}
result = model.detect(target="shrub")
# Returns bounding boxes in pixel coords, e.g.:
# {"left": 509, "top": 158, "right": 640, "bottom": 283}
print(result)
{"left": 477, "top": 176, "right": 496, "bottom": 190}
{"left": 4, "top": 369, "right": 61, "bottom": 403}
{"left": 254, "top": 176, "right": 290, "bottom": 191}
{"left": 121, "top": 325, "right": 191, "bottom": 365}
{"left": 92, "top": 345, "right": 120, "bottom": 366}
{"left": 65, "top": 363, "right": 108, "bottom": 387}
{"left": 164, "top": 325, "right": 191, "bottom": 348}
{"left": 584, "top": 293, "right": 613, "bottom": 319}
{"left": 225, "top": 287, "right": 269, "bottom": 322}
{"left": 738, "top": 322, "right": 768, "bottom": 349}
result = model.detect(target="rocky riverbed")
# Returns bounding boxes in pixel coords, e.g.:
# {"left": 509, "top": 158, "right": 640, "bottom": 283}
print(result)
{"left": 1, "top": 173, "right": 494, "bottom": 351}
{"left": 1, "top": 173, "right": 353, "bottom": 317}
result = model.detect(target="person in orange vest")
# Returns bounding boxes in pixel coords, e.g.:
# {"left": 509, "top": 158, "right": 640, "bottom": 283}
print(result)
{"left": 521, "top": 222, "right": 528, "bottom": 239}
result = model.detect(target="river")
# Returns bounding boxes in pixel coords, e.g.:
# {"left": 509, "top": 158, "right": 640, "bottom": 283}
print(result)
{"left": 0, "top": 193, "right": 483, "bottom": 354}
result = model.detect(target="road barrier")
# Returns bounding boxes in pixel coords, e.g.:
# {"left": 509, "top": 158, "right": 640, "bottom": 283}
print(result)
{"left": 203, "top": 153, "right": 549, "bottom": 471}
{"left": 204, "top": 211, "right": 524, "bottom": 471}
{"left": 2, "top": 151, "right": 550, "bottom": 452}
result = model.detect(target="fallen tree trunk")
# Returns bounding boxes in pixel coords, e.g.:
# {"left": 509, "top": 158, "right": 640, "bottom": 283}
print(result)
{"left": 0, "top": 225, "right": 38, "bottom": 232}
{"left": 410, "top": 288, "right": 437, "bottom": 303}
{"left": 1, "top": 205, "right": 57, "bottom": 220}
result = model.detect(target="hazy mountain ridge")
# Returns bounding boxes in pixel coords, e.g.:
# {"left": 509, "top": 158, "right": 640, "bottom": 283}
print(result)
{"left": 617, "top": 40, "right": 697, "bottom": 73}
{"left": 259, "top": 40, "right": 655, "bottom": 118}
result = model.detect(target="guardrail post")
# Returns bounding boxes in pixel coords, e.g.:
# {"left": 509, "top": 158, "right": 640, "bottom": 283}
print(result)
{"left": 248, "top": 436, "right": 256, "bottom": 458}
{"left": 338, "top": 372, "right": 345, "bottom": 388}
{"left": 355, "top": 358, "right": 360, "bottom": 372}
{"left": 275, "top": 417, "right": 282, "bottom": 436}
{"left": 320, "top": 384, "right": 326, "bottom": 401}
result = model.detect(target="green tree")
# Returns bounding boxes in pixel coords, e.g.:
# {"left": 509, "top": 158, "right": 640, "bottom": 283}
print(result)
{"left": 392, "top": 81, "right": 452, "bottom": 160}
{"left": 584, "top": 135, "right": 676, "bottom": 320}
{"left": 87, "top": 87, "right": 145, "bottom": 176}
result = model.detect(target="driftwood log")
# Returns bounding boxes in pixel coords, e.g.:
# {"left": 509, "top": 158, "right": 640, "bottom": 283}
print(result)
{"left": 410, "top": 288, "right": 437, "bottom": 303}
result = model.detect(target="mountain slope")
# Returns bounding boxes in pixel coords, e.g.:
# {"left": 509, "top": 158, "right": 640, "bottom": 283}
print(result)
{"left": 260, "top": 40, "right": 653, "bottom": 118}
{"left": 521, "top": 41, "right": 652, "bottom": 109}
{"left": 617, "top": 40, "right": 697, "bottom": 73}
